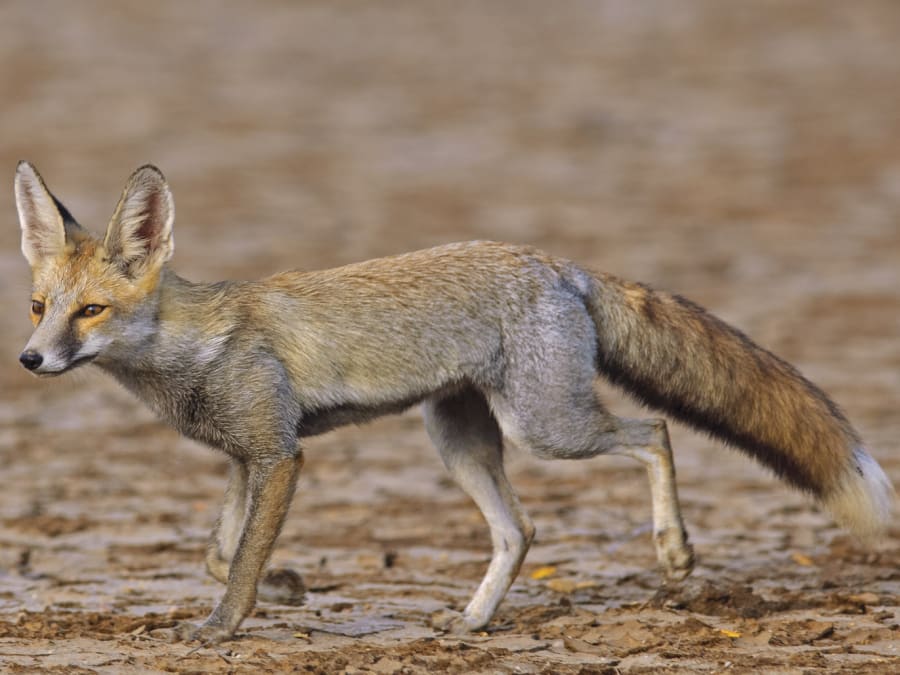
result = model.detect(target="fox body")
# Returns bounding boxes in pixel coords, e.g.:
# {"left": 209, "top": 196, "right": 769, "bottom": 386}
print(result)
{"left": 16, "top": 162, "right": 894, "bottom": 643}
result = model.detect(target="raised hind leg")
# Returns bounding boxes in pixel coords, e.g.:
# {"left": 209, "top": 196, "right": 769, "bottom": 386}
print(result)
{"left": 423, "top": 387, "right": 535, "bottom": 633}
{"left": 490, "top": 386, "right": 694, "bottom": 581}
{"left": 488, "top": 294, "right": 694, "bottom": 581}
{"left": 606, "top": 419, "right": 694, "bottom": 580}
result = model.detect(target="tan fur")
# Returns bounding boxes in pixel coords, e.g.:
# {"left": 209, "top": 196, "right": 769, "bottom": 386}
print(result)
{"left": 15, "top": 162, "right": 894, "bottom": 643}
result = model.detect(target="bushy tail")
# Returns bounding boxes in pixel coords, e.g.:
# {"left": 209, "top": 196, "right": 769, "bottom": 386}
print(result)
{"left": 585, "top": 272, "right": 894, "bottom": 540}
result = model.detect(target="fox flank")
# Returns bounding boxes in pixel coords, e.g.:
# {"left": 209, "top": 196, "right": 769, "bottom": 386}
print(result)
{"left": 16, "top": 162, "right": 895, "bottom": 643}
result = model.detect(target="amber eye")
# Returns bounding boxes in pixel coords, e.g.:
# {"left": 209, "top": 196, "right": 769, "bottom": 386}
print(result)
{"left": 79, "top": 304, "right": 106, "bottom": 318}
{"left": 30, "top": 300, "right": 44, "bottom": 316}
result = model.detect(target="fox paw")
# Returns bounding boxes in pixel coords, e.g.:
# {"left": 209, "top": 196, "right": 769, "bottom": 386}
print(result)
{"left": 665, "top": 545, "right": 695, "bottom": 581}
{"left": 159, "top": 620, "right": 236, "bottom": 645}
{"left": 258, "top": 567, "right": 306, "bottom": 605}
{"left": 656, "top": 528, "right": 695, "bottom": 581}
{"left": 431, "top": 609, "right": 485, "bottom": 635}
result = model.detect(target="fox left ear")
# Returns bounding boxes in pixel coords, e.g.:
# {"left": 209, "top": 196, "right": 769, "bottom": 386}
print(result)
{"left": 15, "top": 161, "right": 68, "bottom": 267}
{"left": 104, "top": 164, "right": 174, "bottom": 277}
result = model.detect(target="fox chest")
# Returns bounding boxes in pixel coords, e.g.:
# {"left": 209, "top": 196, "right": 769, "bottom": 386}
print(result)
{"left": 118, "top": 373, "right": 240, "bottom": 452}
{"left": 165, "top": 386, "right": 226, "bottom": 446}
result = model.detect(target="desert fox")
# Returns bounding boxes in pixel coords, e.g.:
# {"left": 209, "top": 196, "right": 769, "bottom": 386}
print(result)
{"left": 16, "top": 162, "right": 893, "bottom": 643}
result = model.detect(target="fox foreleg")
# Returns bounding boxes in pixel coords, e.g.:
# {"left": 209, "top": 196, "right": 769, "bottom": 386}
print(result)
{"left": 176, "top": 451, "right": 303, "bottom": 643}
{"left": 205, "top": 458, "right": 248, "bottom": 584}
{"left": 204, "top": 455, "right": 306, "bottom": 605}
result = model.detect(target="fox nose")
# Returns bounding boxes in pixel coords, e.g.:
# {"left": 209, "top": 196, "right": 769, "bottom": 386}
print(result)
{"left": 19, "top": 350, "right": 43, "bottom": 371}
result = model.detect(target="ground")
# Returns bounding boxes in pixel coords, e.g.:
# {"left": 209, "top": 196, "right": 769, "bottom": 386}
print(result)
{"left": 0, "top": 1, "right": 898, "bottom": 673}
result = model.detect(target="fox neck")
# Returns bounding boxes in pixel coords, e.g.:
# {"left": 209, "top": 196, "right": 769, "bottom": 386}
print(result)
{"left": 95, "top": 269, "right": 237, "bottom": 404}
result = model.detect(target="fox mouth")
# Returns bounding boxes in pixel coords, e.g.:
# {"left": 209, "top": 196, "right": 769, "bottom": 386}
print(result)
{"left": 34, "top": 353, "right": 98, "bottom": 377}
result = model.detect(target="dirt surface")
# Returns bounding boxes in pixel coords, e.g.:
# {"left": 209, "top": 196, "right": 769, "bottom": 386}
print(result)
{"left": 0, "top": 1, "right": 898, "bottom": 673}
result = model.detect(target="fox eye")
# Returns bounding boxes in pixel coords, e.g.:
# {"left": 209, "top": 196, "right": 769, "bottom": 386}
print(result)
{"left": 79, "top": 304, "right": 106, "bottom": 318}
{"left": 30, "top": 300, "right": 44, "bottom": 316}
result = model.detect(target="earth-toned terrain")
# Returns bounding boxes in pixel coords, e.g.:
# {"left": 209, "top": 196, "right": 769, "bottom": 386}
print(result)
{"left": 0, "top": 2, "right": 897, "bottom": 672}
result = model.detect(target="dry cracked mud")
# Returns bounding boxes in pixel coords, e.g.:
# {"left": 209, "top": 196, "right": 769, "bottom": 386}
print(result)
{"left": 0, "top": 2, "right": 897, "bottom": 672}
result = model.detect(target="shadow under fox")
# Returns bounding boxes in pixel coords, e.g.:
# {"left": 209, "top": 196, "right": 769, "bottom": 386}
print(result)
{"left": 15, "top": 162, "right": 894, "bottom": 643}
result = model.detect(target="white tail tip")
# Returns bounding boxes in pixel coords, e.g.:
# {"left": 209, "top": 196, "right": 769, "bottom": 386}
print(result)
{"left": 824, "top": 448, "right": 895, "bottom": 542}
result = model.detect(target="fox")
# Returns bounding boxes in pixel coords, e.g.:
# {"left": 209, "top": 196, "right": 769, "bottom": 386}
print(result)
{"left": 15, "top": 161, "right": 894, "bottom": 643}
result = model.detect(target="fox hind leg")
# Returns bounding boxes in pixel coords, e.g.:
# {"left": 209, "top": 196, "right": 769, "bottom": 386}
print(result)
{"left": 490, "top": 376, "right": 693, "bottom": 581}
{"left": 606, "top": 419, "right": 694, "bottom": 581}
{"left": 423, "top": 388, "right": 535, "bottom": 633}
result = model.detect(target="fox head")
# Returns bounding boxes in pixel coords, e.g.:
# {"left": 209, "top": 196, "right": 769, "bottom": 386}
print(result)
{"left": 16, "top": 162, "right": 174, "bottom": 375}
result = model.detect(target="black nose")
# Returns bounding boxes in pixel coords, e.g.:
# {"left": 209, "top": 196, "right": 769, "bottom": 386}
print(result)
{"left": 19, "top": 351, "right": 43, "bottom": 371}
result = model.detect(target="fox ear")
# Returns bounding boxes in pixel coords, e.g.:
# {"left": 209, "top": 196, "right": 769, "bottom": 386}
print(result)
{"left": 15, "top": 161, "right": 68, "bottom": 266}
{"left": 104, "top": 164, "right": 174, "bottom": 277}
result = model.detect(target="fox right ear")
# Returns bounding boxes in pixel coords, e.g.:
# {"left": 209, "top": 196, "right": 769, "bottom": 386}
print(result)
{"left": 104, "top": 164, "right": 174, "bottom": 278}
{"left": 15, "top": 161, "right": 67, "bottom": 267}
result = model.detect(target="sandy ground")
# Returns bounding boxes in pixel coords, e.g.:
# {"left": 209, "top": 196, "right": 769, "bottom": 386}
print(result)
{"left": 0, "top": 1, "right": 898, "bottom": 673}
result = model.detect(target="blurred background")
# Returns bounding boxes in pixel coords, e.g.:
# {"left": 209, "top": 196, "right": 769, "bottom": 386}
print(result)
{"left": 0, "top": 1, "right": 897, "bottom": 667}
{"left": 3, "top": 0, "right": 898, "bottom": 446}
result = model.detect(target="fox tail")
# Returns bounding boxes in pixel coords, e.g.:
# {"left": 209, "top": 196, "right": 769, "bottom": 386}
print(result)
{"left": 585, "top": 273, "right": 894, "bottom": 540}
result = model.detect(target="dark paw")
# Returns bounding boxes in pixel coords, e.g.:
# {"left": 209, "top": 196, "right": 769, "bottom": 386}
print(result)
{"left": 259, "top": 567, "right": 306, "bottom": 605}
